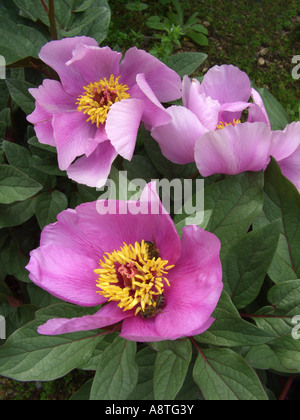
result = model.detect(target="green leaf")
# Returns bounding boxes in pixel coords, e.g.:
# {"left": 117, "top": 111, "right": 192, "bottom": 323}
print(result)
{"left": 0, "top": 197, "right": 36, "bottom": 228}
{"left": 205, "top": 171, "right": 264, "bottom": 259}
{"left": 35, "top": 190, "right": 68, "bottom": 229}
{"left": 0, "top": 10, "right": 49, "bottom": 65}
{"left": 166, "top": 52, "right": 207, "bottom": 77}
{"left": 127, "top": 347, "right": 156, "bottom": 400}
{"left": 123, "top": 154, "right": 161, "bottom": 182}
{"left": 6, "top": 78, "right": 35, "bottom": 114}
{"left": 222, "top": 221, "right": 281, "bottom": 308}
{"left": 186, "top": 30, "right": 208, "bottom": 46}
{"left": 254, "top": 159, "right": 300, "bottom": 282}
{"left": 90, "top": 336, "right": 138, "bottom": 400}
{"left": 0, "top": 304, "right": 103, "bottom": 381}
{"left": 193, "top": 347, "right": 268, "bottom": 400}
{"left": 0, "top": 234, "right": 29, "bottom": 282}
{"left": 255, "top": 87, "right": 290, "bottom": 130}
{"left": 11, "top": 0, "right": 49, "bottom": 25}
{"left": 153, "top": 341, "right": 192, "bottom": 400}
{"left": 195, "top": 291, "right": 276, "bottom": 347}
{"left": 57, "top": 0, "right": 111, "bottom": 44}
{"left": 3, "top": 141, "right": 32, "bottom": 173}
{"left": 0, "top": 164, "right": 42, "bottom": 204}
{"left": 267, "top": 280, "right": 300, "bottom": 315}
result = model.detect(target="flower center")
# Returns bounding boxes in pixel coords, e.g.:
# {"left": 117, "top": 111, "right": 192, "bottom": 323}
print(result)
{"left": 94, "top": 240, "right": 173, "bottom": 318}
{"left": 216, "top": 118, "right": 241, "bottom": 130}
{"left": 76, "top": 75, "right": 130, "bottom": 127}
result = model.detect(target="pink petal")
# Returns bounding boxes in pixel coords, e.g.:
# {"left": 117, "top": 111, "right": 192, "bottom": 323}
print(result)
{"left": 74, "top": 182, "right": 182, "bottom": 266}
{"left": 67, "top": 141, "right": 118, "bottom": 188}
{"left": 39, "top": 36, "right": 99, "bottom": 96}
{"left": 195, "top": 122, "right": 272, "bottom": 176}
{"left": 26, "top": 245, "right": 104, "bottom": 307}
{"left": 134, "top": 73, "right": 172, "bottom": 128}
{"left": 119, "top": 47, "right": 182, "bottom": 102}
{"left": 37, "top": 302, "right": 132, "bottom": 335}
{"left": 269, "top": 121, "right": 300, "bottom": 161}
{"left": 199, "top": 64, "right": 251, "bottom": 104}
{"left": 182, "top": 76, "right": 220, "bottom": 131}
{"left": 28, "top": 79, "right": 76, "bottom": 113}
{"left": 105, "top": 98, "right": 144, "bottom": 160}
{"left": 27, "top": 103, "right": 55, "bottom": 147}
{"left": 247, "top": 88, "right": 271, "bottom": 126}
{"left": 52, "top": 111, "right": 99, "bottom": 170}
{"left": 66, "top": 44, "right": 122, "bottom": 85}
{"left": 151, "top": 105, "right": 207, "bottom": 164}
{"left": 277, "top": 144, "right": 300, "bottom": 192}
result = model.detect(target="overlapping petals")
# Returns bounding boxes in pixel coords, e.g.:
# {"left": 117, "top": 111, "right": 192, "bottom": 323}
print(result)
{"left": 26, "top": 183, "right": 223, "bottom": 342}
{"left": 27, "top": 37, "right": 181, "bottom": 188}
{"left": 151, "top": 64, "right": 272, "bottom": 176}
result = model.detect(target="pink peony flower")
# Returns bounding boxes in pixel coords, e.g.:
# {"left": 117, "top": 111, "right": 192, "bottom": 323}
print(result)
{"left": 27, "top": 37, "right": 181, "bottom": 188}
{"left": 268, "top": 121, "right": 300, "bottom": 192}
{"left": 151, "top": 65, "right": 272, "bottom": 175}
{"left": 26, "top": 182, "right": 223, "bottom": 342}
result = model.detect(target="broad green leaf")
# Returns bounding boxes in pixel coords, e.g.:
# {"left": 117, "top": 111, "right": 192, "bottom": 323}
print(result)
{"left": 69, "top": 378, "right": 93, "bottom": 400}
{"left": 6, "top": 78, "right": 35, "bottom": 114}
{"left": 0, "top": 304, "right": 103, "bottom": 381}
{"left": 0, "top": 11, "right": 48, "bottom": 65}
{"left": 11, "top": 0, "right": 49, "bottom": 25}
{"left": 153, "top": 341, "right": 192, "bottom": 400}
{"left": 267, "top": 280, "right": 300, "bottom": 315}
{"left": 193, "top": 347, "right": 268, "bottom": 400}
{"left": 0, "top": 197, "right": 36, "bottom": 228}
{"left": 56, "top": 0, "right": 110, "bottom": 43}
{"left": 205, "top": 171, "right": 264, "bottom": 258}
{"left": 222, "top": 221, "right": 280, "bottom": 308}
{"left": 254, "top": 159, "right": 300, "bottom": 282}
{"left": 166, "top": 52, "right": 207, "bottom": 77}
{"left": 195, "top": 291, "right": 276, "bottom": 347}
{"left": 3, "top": 141, "right": 32, "bottom": 173}
{"left": 33, "top": 156, "right": 66, "bottom": 176}
{"left": 123, "top": 155, "right": 160, "bottom": 182}
{"left": 90, "top": 336, "right": 138, "bottom": 400}
{"left": 150, "top": 338, "right": 193, "bottom": 361}
{"left": 0, "top": 164, "right": 42, "bottom": 204}
{"left": 127, "top": 347, "right": 156, "bottom": 400}
{"left": 35, "top": 190, "right": 68, "bottom": 229}
{"left": 0, "top": 234, "right": 29, "bottom": 282}
{"left": 255, "top": 87, "right": 290, "bottom": 130}
{"left": 186, "top": 30, "right": 208, "bottom": 46}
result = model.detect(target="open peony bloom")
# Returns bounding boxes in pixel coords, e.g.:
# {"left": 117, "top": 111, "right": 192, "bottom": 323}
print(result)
{"left": 268, "top": 121, "right": 300, "bottom": 192}
{"left": 26, "top": 182, "right": 223, "bottom": 342}
{"left": 27, "top": 37, "right": 181, "bottom": 188}
{"left": 151, "top": 64, "right": 272, "bottom": 175}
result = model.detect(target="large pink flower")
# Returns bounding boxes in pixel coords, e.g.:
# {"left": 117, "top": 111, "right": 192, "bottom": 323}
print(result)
{"left": 26, "top": 182, "right": 223, "bottom": 342}
{"left": 151, "top": 65, "right": 272, "bottom": 175}
{"left": 268, "top": 121, "right": 300, "bottom": 192}
{"left": 27, "top": 37, "right": 181, "bottom": 188}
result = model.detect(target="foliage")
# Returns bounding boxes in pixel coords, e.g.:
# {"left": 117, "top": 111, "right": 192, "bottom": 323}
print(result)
{"left": 0, "top": 0, "right": 299, "bottom": 402}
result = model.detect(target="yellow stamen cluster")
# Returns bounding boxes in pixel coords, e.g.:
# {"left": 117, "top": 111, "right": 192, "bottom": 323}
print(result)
{"left": 76, "top": 75, "right": 130, "bottom": 127}
{"left": 216, "top": 118, "right": 241, "bottom": 130}
{"left": 95, "top": 241, "right": 173, "bottom": 316}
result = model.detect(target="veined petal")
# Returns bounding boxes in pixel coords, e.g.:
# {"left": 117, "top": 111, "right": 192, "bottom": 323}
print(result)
{"left": 195, "top": 122, "right": 272, "bottom": 176}
{"left": 26, "top": 245, "right": 104, "bottom": 307}
{"left": 66, "top": 44, "right": 122, "bottom": 87}
{"left": 27, "top": 103, "right": 55, "bottom": 147}
{"left": 67, "top": 141, "right": 118, "bottom": 188}
{"left": 199, "top": 64, "right": 251, "bottom": 104}
{"left": 151, "top": 105, "right": 207, "bottom": 164}
{"left": 105, "top": 98, "right": 144, "bottom": 160}
{"left": 53, "top": 111, "right": 99, "bottom": 170}
{"left": 39, "top": 36, "right": 99, "bottom": 96}
{"left": 119, "top": 47, "right": 181, "bottom": 102}
{"left": 37, "top": 302, "right": 132, "bottom": 335}
{"left": 269, "top": 121, "right": 300, "bottom": 161}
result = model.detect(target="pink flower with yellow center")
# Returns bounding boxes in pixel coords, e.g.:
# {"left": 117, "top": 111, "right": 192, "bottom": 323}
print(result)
{"left": 27, "top": 37, "right": 181, "bottom": 188}
{"left": 151, "top": 65, "right": 272, "bottom": 176}
{"left": 26, "top": 182, "right": 223, "bottom": 342}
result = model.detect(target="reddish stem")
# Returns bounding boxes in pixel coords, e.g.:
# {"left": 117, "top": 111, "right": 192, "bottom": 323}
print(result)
{"left": 279, "top": 376, "right": 296, "bottom": 401}
{"left": 40, "top": 0, "right": 48, "bottom": 13}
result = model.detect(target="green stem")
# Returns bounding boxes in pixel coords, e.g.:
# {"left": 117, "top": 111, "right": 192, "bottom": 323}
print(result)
{"left": 48, "top": 0, "right": 58, "bottom": 40}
